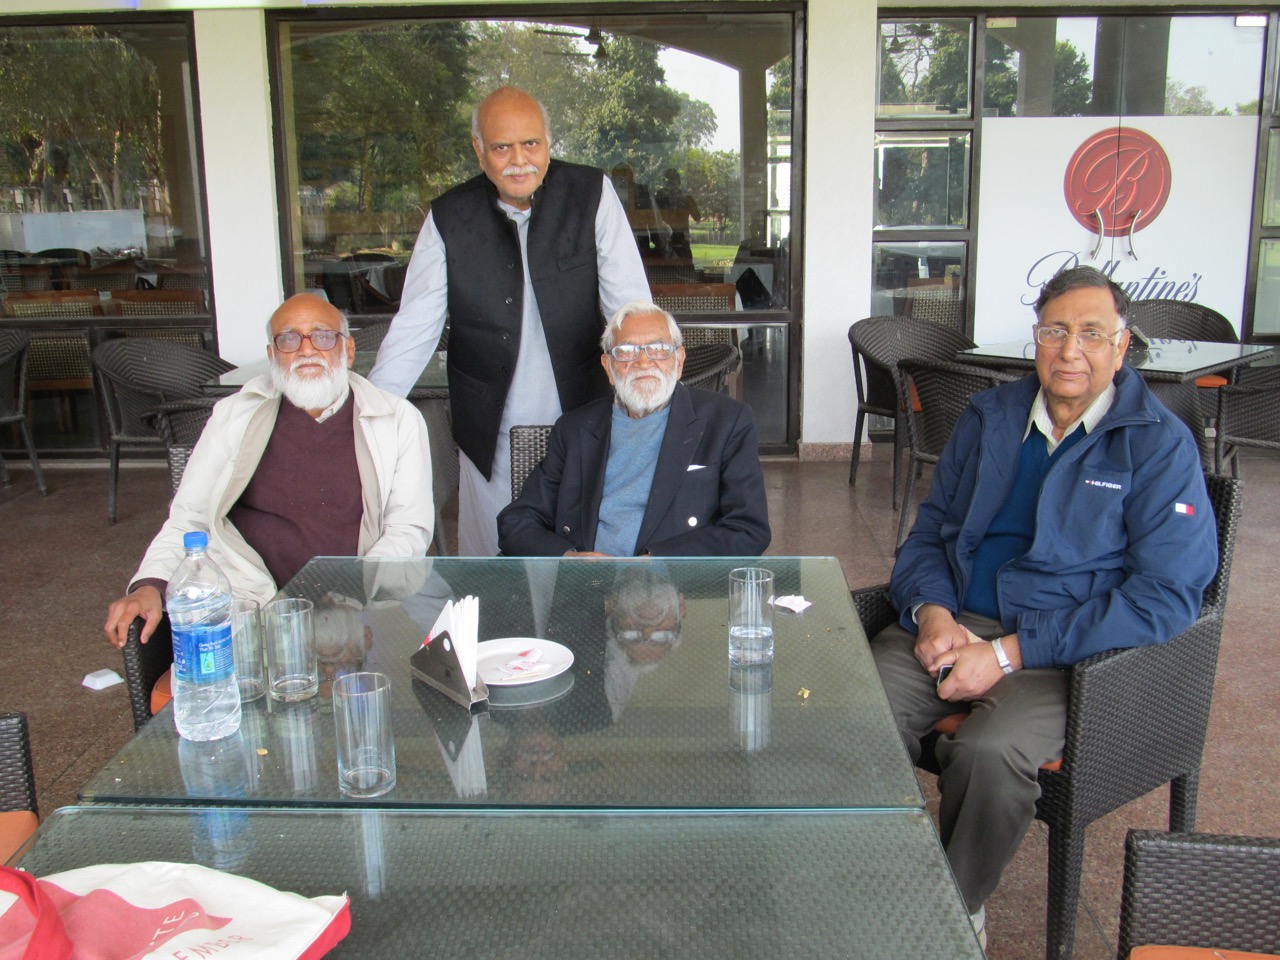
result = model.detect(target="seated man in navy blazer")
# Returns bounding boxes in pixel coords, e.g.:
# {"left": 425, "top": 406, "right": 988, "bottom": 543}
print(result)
{"left": 497, "top": 301, "right": 770, "bottom": 557}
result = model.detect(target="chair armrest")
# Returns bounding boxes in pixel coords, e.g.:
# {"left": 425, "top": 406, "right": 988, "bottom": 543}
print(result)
{"left": 850, "top": 583, "right": 896, "bottom": 640}
{"left": 121, "top": 615, "right": 174, "bottom": 732}
{"left": 0, "top": 712, "right": 37, "bottom": 817}
{"left": 1049, "top": 610, "right": 1223, "bottom": 823}
{"left": 1119, "top": 830, "right": 1280, "bottom": 957}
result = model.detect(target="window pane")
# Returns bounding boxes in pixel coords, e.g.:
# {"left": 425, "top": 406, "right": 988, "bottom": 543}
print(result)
{"left": 872, "top": 241, "right": 968, "bottom": 331}
{"left": 984, "top": 15, "right": 1264, "bottom": 118}
{"left": 276, "top": 14, "right": 795, "bottom": 315}
{"left": 878, "top": 20, "right": 973, "bottom": 119}
{"left": 1263, "top": 131, "right": 1280, "bottom": 227}
{"left": 0, "top": 21, "right": 209, "bottom": 452}
{"left": 1253, "top": 241, "right": 1280, "bottom": 337}
{"left": 875, "top": 132, "right": 969, "bottom": 229}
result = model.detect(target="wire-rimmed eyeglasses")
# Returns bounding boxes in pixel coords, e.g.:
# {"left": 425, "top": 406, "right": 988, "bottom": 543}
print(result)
{"left": 272, "top": 330, "right": 346, "bottom": 353}
{"left": 1033, "top": 325, "right": 1122, "bottom": 354}
{"left": 608, "top": 341, "right": 677, "bottom": 363}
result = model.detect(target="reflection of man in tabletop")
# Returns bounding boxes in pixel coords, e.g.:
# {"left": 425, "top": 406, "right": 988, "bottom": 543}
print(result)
{"left": 870, "top": 265, "right": 1217, "bottom": 948}
{"left": 370, "top": 86, "right": 650, "bottom": 556}
{"left": 104, "top": 293, "right": 434, "bottom": 647}
{"left": 603, "top": 566, "right": 685, "bottom": 721}
{"left": 497, "top": 301, "right": 770, "bottom": 557}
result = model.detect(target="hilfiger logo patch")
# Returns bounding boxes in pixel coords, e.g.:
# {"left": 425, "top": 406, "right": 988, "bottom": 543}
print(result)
{"left": 1084, "top": 479, "right": 1123, "bottom": 490}
{"left": 1175, "top": 502, "right": 1195, "bottom": 515}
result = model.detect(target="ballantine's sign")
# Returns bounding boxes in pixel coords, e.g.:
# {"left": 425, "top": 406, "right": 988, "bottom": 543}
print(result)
{"left": 1021, "top": 252, "right": 1203, "bottom": 308}
{"left": 974, "top": 115, "right": 1255, "bottom": 342}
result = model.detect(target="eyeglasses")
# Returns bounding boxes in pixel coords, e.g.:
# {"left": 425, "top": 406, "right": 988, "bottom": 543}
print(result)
{"left": 614, "top": 629, "right": 679, "bottom": 646}
{"left": 608, "top": 341, "right": 676, "bottom": 363}
{"left": 272, "top": 330, "right": 345, "bottom": 353}
{"left": 1033, "top": 325, "right": 1122, "bottom": 353}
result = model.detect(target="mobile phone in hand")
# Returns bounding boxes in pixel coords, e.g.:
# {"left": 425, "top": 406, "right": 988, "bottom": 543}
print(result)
{"left": 936, "top": 663, "right": 953, "bottom": 689}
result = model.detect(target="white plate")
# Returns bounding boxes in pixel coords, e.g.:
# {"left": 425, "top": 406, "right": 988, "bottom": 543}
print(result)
{"left": 476, "top": 638, "right": 574, "bottom": 687}
{"left": 488, "top": 670, "right": 575, "bottom": 709}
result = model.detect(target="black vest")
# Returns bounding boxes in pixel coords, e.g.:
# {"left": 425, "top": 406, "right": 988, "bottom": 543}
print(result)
{"left": 432, "top": 160, "right": 611, "bottom": 478}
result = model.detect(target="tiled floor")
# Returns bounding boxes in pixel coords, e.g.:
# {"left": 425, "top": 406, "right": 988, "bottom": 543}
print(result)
{"left": 2, "top": 447, "right": 1277, "bottom": 960}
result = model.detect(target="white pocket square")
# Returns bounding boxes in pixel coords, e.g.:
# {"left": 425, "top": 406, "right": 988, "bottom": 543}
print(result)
{"left": 687, "top": 464, "right": 706, "bottom": 472}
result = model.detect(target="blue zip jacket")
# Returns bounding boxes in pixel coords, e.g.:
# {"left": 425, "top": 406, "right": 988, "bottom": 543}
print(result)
{"left": 890, "top": 365, "right": 1217, "bottom": 669}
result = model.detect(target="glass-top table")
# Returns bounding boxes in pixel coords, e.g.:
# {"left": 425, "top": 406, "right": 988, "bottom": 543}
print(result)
{"left": 204, "top": 349, "right": 447, "bottom": 400}
{"left": 80, "top": 557, "right": 923, "bottom": 811}
{"left": 15, "top": 805, "right": 984, "bottom": 959}
{"left": 958, "top": 338, "right": 1275, "bottom": 383}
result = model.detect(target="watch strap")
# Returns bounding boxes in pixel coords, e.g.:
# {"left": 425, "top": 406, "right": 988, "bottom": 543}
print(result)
{"left": 991, "top": 637, "right": 1015, "bottom": 674}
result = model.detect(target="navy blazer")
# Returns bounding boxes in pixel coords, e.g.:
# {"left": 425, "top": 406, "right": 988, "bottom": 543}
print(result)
{"left": 497, "top": 383, "right": 771, "bottom": 557}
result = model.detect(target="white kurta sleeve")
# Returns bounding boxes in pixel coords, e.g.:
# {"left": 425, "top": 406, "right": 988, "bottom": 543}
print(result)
{"left": 595, "top": 173, "right": 651, "bottom": 317}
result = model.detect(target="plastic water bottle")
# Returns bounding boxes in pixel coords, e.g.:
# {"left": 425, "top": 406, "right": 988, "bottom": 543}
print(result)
{"left": 167, "top": 531, "right": 241, "bottom": 741}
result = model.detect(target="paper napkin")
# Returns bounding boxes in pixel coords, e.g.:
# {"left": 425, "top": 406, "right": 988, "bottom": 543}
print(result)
{"left": 428, "top": 595, "right": 479, "bottom": 691}
{"left": 771, "top": 595, "right": 812, "bottom": 614}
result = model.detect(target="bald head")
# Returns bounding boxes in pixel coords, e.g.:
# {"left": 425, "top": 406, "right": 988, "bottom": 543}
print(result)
{"left": 471, "top": 87, "right": 551, "bottom": 210}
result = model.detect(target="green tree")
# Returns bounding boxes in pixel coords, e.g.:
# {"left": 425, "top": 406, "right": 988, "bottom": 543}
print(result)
{"left": 1165, "top": 80, "right": 1229, "bottom": 117}
{"left": 0, "top": 26, "right": 161, "bottom": 211}
{"left": 1052, "top": 41, "right": 1092, "bottom": 116}
{"left": 676, "top": 147, "right": 740, "bottom": 237}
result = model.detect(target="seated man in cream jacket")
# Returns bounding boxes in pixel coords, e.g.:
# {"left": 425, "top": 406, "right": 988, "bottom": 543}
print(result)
{"left": 104, "top": 293, "right": 433, "bottom": 647}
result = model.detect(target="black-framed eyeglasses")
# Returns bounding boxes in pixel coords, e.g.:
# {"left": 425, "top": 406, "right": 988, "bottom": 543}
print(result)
{"left": 1033, "top": 325, "right": 1121, "bottom": 354}
{"left": 272, "top": 330, "right": 346, "bottom": 353}
{"left": 608, "top": 341, "right": 676, "bottom": 363}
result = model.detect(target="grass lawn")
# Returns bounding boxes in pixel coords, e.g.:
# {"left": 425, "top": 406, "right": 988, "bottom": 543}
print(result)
{"left": 691, "top": 243, "right": 738, "bottom": 267}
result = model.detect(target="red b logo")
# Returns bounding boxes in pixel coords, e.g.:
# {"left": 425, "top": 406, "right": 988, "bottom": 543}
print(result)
{"left": 1063, "top": 127, "right": 1171, "bottom": 237}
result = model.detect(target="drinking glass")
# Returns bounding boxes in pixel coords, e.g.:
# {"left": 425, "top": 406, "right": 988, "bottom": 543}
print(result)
{"left": 728, "top": 567, "right": 775, "bottom": 665}
{"left": 230, "top": 599, "right": 265, "bottom": 703}
{"left": 333, "top": 672, "right": 396, "bottom": 799}
{"left": 264, "top": 598, "right": 318, "bottom": 702}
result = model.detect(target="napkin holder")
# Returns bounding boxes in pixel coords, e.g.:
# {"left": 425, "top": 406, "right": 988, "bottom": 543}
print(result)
{"left": 409, "top": 630, "right": 488, "bottom": 712}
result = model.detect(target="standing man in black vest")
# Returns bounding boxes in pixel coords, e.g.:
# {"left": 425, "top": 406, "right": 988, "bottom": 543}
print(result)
{"left": 370, "top": 87, "right": 650, "bottom": 555}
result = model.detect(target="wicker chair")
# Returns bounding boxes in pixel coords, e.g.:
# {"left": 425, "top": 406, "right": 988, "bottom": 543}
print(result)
{"left": 680, "top": 343, "right": 740, "bottom": 394}
{"left": 509, "top": 424, "right": 554, "bottom": 502}
{"left": 847, "top": 318, "right": 979, "bottom": 509}
{"left": 852, "top": 473, "right": 1242, "bottom": 960}
{"left": 92, "top": 338, "right": 234, "bottom": 522}
{"left": 1118, "top": 830, "right": 1280, "bottom": 959}
{"left": 112, "top": 290, "right": 206, "bottom": 316}
{"left": 1216, "top": 376, "right": 1280, "bottom": 475}
{"left": 122, "top": 618, "right": 175, "bottom": 731}
{"left": 0, "top": 711, "right": 39, "bottom": 863}
{"left": 352, "top": 320, "right": 392, "bottom": 353}
{"left": 650, "top": 282, "right": 736, "bottom": 315}
{"left": 146, "top": 397, "right": 219, "bottom": 494}
{"left": 0, "top": 332, "right": 47, "bottom": 494}
{"left": 2, "top": 292, "right": 100, "bottom": 318}
{"left": 896, "top": 359, "right": 1019, "bottom": 546}
{"left": 1128, "top": 299, "right": 1238, "bottom": 344}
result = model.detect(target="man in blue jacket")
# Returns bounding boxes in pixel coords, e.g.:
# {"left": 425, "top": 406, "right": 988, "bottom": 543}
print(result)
{"left": 872, "top": 265, "right": 1217, "bottom": 947}
{"left": 497, "top": 301, "right": 770, "bottom": 557}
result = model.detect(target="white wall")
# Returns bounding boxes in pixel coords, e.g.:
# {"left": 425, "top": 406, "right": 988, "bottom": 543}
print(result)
{"left": 193, "top": 8, "right": 284, "bottom": 365}
{"left": 800, "top": 0, "right": 877, "bottom": 447}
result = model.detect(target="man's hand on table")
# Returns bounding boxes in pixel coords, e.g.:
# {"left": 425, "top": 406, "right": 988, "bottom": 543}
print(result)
{"left": 103, "top": 586, "right": 164, "bottom": 648}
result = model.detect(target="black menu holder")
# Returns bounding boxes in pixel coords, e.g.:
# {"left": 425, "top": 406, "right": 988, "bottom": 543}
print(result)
{"left": 409, "top": 630, "right": 488, "bottom": 712}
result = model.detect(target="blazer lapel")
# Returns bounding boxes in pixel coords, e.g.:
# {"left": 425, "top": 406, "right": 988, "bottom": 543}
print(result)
{"left": 635, "top": 384, "right": 702, "bottom": 551}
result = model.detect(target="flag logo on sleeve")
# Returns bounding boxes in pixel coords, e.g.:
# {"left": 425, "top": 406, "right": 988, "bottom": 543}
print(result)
{"left": 1175, "top": 502, "right": 1195, "bottom": 515}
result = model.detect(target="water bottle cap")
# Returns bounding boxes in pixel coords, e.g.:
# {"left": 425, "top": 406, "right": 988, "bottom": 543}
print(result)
{"left": 183, "top": 531, "right": 209, "bottom": 551}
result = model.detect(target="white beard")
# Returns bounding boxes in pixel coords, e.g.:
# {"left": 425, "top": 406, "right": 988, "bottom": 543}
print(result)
{"left": 613, "top": 363, "right": 678, "bottom": 417}
{"left": 271, "top": 353, "right": 350, "bottom": 412}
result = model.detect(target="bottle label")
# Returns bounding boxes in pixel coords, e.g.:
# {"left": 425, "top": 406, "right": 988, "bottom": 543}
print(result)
{"left": 173, "top": 623, "right": 235, "bottom": 683}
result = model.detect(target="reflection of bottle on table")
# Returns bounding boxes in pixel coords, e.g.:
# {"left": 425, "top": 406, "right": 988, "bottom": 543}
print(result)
{"left": 178, "top": 731, "right": 251, "bottom": 869}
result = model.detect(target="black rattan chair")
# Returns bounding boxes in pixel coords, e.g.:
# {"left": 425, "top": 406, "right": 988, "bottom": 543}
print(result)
{"left": 1127, "top": 299, "right": 1238, "bottom": 344}
{"left": 896, "top": 359, "right": 1018, "bottom": 546}
{"left": 1216, "top": 376, "right": 1280, "bottom": 475}
{"left": 352, "top": 321, "right": 392, "bottom": 353}
{"left": 0, "top": 711, "right": 39, "bottom": 862}
{"left": 1117, "top": 830, "right": 1280, "bottom": 959}
{"left": 853, "top": 473, "right": 1242, "bottom": 960}
{"left": 0, "top": 331, "right": 47, "bottom": 494}
{"left": 847, "top": 317, "right": 977, "bottom": 508}
{"left": 122, "top": 617, "right": 175, "bottom": 731}
{"left": 509, "top": 424, "right": 554, "bottom": 502}
{"left": 92, "top": 338, "right": 234, "bottom": 522}
{"left": 680, "top": 343, "right": 740, "bottom": 394}
{"left": 146, "top": 396, "right": 219, "bottom": 494}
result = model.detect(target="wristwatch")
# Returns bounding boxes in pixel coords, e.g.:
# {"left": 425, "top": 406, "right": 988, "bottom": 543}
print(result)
{"left": 990, "top": 637, "right": 1015, "bottom": 674}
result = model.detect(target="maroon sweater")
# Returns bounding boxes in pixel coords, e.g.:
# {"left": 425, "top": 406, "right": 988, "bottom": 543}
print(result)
{"left": 227, "top": 397, "right": 364, "bottom": 588}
